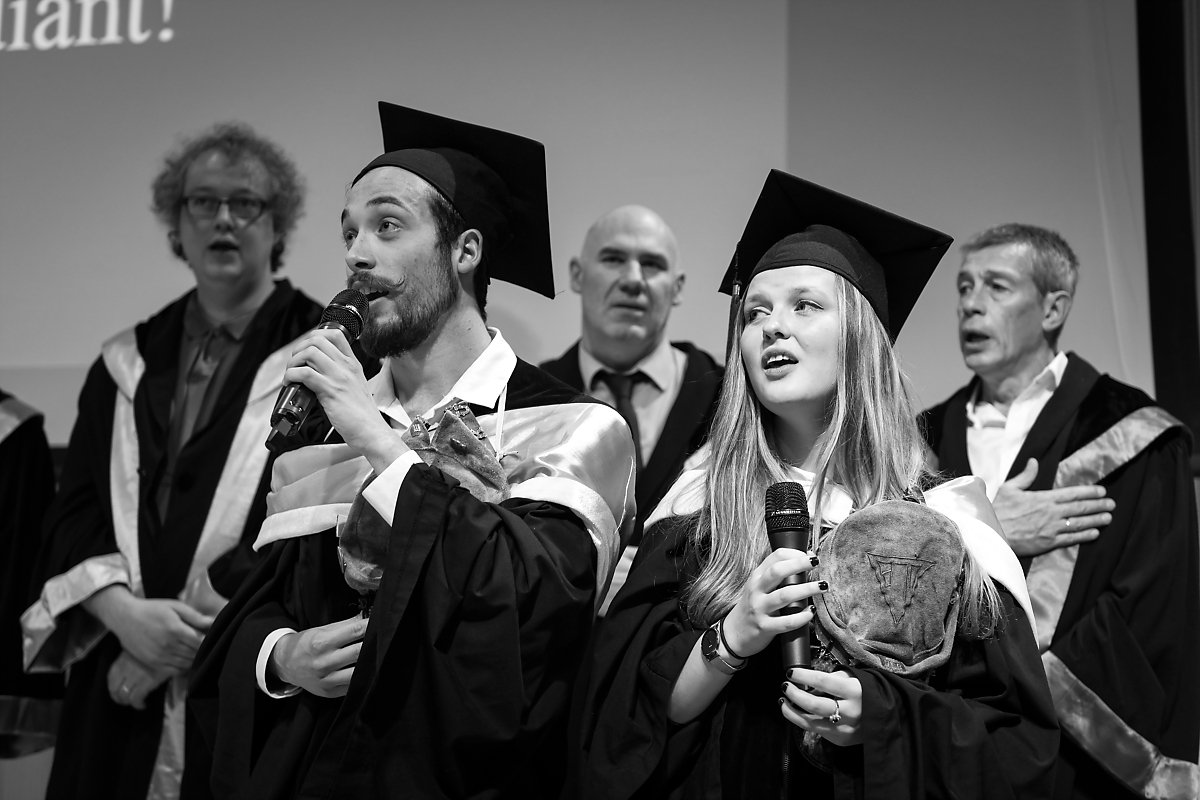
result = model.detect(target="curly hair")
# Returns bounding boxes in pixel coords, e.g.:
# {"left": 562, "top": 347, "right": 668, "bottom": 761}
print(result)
{"left": 151, "top": 121, "right": 305, "bottom": 271}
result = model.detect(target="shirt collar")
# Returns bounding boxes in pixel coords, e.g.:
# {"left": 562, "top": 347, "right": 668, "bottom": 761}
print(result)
{"left": 782, "top": 464, "right": 856, "bottom": 526}
{"left": 182, "top": 291, "right": 264, "bottom": 344}
{"left": 579, "top": 337, "right": 675, "bottom": 392}
{"left": 367, "top": 327, "right": 517, "bottom": 427}
{"left": 966, "top": 350, "right": 1068, "bottom": 425}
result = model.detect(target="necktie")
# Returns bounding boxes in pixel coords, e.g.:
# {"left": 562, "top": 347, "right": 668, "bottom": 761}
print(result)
{"left": 598, "top": 371, "right": 645, "bottom": 469}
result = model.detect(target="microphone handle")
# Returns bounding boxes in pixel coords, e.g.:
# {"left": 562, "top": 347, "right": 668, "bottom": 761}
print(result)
{"left": 767, "top": 527, "right": 811, "bottom": 670}
{"left": 266, "top": 321, "right": 351, "bottom": 450}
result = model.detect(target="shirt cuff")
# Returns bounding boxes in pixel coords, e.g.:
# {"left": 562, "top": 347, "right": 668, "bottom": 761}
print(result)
{"left": 361, "top": 450, "right": 423, "bottom": 527}
{"left": 256, "top": 627, "right": 302, "bottom": 698}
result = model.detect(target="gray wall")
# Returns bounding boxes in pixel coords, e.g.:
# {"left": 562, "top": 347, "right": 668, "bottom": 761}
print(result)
{"left": 2, "top": 2, "right": 1151, "bottom": 447}
{"left": 0, "top": 0, "right": 788, "bottom": 444}
{"left": 786, "top": 1, "right": 1149, "bottom": 409}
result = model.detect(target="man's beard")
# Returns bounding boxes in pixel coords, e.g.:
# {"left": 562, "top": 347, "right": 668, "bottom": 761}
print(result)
{"left": 355, "top": 249, "right": 460, "bottom": 358}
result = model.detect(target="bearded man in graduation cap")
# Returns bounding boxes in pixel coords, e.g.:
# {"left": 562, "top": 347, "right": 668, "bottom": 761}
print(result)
{"left": 186, "top": 103, "right": 636, "bottom": 800}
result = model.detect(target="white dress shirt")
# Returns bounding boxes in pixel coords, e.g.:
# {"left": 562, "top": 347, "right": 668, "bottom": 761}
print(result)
{"left": 360, "top": 330, "right": 516, "bottom": 526}
{"left": 583, "top": 339, "right": 687, "bottom": 616}
{"left": 257, "top": 329, "right": 517, "bottom": 696}
{"left": 965, "top": 351, "right": 1068, "bottom": 501}
{"left": 578, "top": 338, "right": 686, "bottom": 464}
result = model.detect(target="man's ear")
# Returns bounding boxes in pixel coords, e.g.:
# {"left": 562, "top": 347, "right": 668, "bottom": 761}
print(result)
{"left": 671, "top": 272, "right": 686, "bottom": 306}
{"left": 568, "top": 257, "right": 583, "bottom": 294}
{"left": 1042, "top": 289, "right": 1072, "bottom": 336}
{"left": 452, "top": 229, "right": 484, "bottom": 276}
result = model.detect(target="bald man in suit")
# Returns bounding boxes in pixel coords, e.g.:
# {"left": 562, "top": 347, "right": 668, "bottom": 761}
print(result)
{"left": 541, "top": 206, "right": 722, "bottom": 613}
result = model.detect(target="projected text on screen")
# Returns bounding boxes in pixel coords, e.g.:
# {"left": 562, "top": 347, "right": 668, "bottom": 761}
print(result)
{"left": 0, "top": 0, "right": 175, "bottom": 51}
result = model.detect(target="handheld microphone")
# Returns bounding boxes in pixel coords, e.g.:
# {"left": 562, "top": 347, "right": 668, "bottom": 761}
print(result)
{"left": 765, "top": 481, "right": 812, "bottom": 671}
{"left": 266, "top": 289, "right": 369, "bottom": 452}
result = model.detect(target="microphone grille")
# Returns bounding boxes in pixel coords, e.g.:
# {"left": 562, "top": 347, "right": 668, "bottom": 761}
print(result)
{"left": 321, "top": 289, "right": 369, "bottom": 341}
{"left": 765, "top": 481, "right": 809, "bottom": 533}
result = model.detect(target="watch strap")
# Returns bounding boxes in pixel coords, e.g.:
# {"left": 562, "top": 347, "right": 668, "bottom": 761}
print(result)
{"left": 703, "top": 621, "right": 746, "bottom": 675}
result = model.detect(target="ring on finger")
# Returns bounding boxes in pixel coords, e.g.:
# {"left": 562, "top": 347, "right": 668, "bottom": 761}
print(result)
{"left": 827, "top": 698, "right": 842, "bottom": 724}
{"left": 1063, "top": 517, "right": 1073, "bottom": 530}
{"left": 119, "top": 683, "right": 131, "bottom": 696}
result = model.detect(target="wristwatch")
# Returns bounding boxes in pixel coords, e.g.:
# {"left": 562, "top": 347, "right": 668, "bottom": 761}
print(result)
{"left": 702, "top": 620, "right": 746, "bottom": 675}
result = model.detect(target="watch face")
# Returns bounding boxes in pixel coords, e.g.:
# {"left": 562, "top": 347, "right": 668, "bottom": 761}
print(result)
{"left": 701, "top": 625, "right": 719, "bottom": 661}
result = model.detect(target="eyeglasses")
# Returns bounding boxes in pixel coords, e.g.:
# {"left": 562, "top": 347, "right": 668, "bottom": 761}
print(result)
{"left": 183, "top": 194, "right": 270, "bottom": 224}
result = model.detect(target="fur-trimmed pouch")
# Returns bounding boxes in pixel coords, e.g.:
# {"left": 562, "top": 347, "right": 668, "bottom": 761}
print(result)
{"left": 802, "top": 499, "right": 967, "bottom": 764}
{"left": 337, "top": 399, "right": 510, "bottom": 599}
{"left": 810, "top": 499, "right": 966, "bottom": 677}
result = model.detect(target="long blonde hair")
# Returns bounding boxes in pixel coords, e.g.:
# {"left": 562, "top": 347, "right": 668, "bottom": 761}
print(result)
{"left": 684, "top": 275, "right": 1002, "bottom": 638}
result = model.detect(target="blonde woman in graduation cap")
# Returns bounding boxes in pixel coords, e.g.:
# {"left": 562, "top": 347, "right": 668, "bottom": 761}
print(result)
{"left": 575, "top": 171, "right": 1059, "bottom": 800}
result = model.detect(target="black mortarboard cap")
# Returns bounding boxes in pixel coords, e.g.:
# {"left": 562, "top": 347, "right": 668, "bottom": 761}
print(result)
{"left": 353, "top": 102, "right": 554, "bottom": 298}
{"left": 719, "top": 170, "right": 952, "bottom": 339}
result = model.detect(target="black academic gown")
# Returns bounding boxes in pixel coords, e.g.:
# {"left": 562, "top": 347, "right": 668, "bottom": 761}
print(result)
{"left": 539, "top": 341, "right": 722, "bottom": 532}
{"left": 27, "top": 281, "right": 321, "bottom": 798}
{"left": 920, "top": 352, "right": 1200, "bottom": 800}
{"left": 577, "top": 512, "right": 1060, "bottom": 800}
{"left": 188, "top": 359, "right": 635, "bottom": 800}
{"left": 0, "top": 390, "right": 60, "bottom": 756}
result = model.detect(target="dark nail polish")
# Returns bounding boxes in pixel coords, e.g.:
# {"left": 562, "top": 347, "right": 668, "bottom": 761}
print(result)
{"left": 810, "top": 556, "right": 820, "bottom": 567}
{"left": 786, "top": 668, "right": 795, "bottom": 679}
{"left": 808, "top": 602, "right": 816, "bottom": 613}
{"left": 818, "top": 580, "right": 829, "bottom": 591}
{"left": 778, "top": 697, "right": 785, "bottom": 705}
{"left": 781, "top": 682, "right": 789, "bottom": 693}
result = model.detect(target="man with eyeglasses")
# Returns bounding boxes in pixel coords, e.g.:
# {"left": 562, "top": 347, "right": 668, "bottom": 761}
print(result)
{"left": 21, "top": 122, "right": 323, "bottom": 800}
